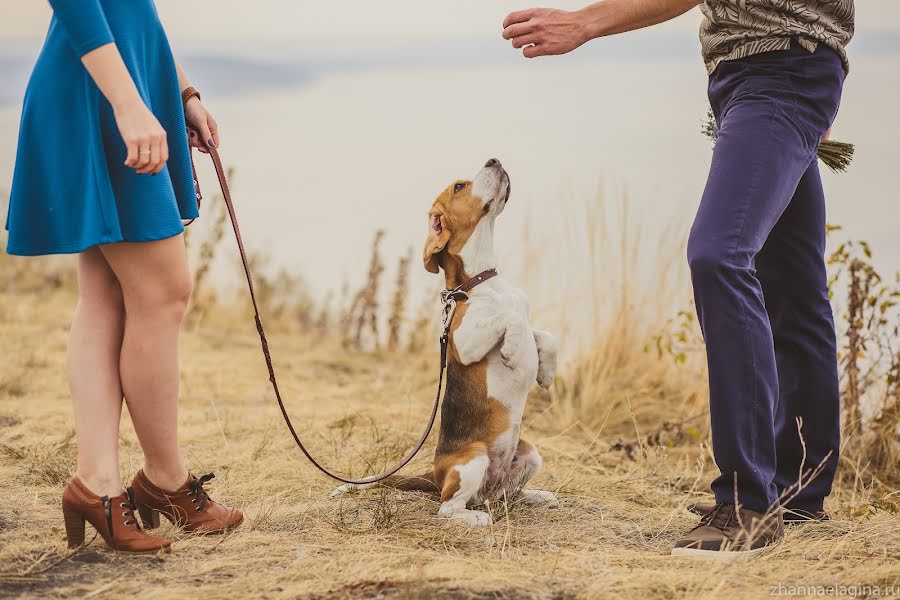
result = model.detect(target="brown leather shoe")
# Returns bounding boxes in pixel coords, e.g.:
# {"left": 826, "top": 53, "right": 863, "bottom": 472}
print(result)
{"left": 61, "top": 477, "right": 171, "bottom": 553}
{"left": 131, "top": 470, "right": 243, "bottom": 534}
{"left": 672, "top": 503, "right": 783, "bottom": 560}
{"left": 688, "top": 501, "right": 829, "bottom": 523}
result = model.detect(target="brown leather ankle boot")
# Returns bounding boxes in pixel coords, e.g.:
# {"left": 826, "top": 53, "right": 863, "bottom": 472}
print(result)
{"left": 61, "top": 477, "right": 172, "bottom": 553}
{"left": 131, "top": 470, "right": 243, "bottom": 534}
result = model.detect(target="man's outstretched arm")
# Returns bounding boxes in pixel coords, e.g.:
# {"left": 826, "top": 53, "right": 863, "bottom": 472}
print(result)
{"left": 502, "top": 0, "right": 702, "bottom": 58}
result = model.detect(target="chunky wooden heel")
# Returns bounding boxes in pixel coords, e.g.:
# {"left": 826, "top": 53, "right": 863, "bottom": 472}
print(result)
{"left": 63, "top": 506, "right": 86, "bottom": 548}
{"left": 61, "top": 478, "right": 172, "bottom": 553}
{"left": 138, "top": 504, "right": 160, "bottom": 529}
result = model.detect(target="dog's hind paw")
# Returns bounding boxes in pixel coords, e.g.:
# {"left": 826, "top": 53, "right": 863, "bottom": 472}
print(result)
{"left": 442, "top": 508, "right": 492, "bottom": 528}
{"left": 520, "top": 489, "right": 560, "bottom": 508}
{"left": 330, "top": 483, "right": 374, "bottom": 498}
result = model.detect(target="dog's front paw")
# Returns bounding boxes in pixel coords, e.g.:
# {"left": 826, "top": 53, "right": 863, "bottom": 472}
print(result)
{"left": 536, "top": 363, "right": 557, "bottom": 389}
{"left": 500, "top": 345, "right": 517, "bottom": 369}
{"left": 534, "top": 330, "right": 558, "bottom": 389}
{"left": 499, "top": 319, "right": 525, "bottom": 369}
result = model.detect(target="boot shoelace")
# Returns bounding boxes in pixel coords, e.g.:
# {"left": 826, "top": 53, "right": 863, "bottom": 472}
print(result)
{"left": 186, "top": 473, "right": 215, "bottom": 513}
{"left": 101, "top": 489, "right": 141, "bottom": 538}
{"left": 697, "top": 503, "right": 738, "bottom": 535}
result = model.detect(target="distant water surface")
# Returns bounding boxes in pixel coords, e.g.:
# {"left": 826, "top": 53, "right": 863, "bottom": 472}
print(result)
{"left": 1, "top": 44, "right": 898, "bottom": 338}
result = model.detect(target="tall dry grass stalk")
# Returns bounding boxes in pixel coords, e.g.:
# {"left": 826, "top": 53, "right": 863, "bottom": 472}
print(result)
{"left": 341, "top": 230, "right": 386, "bottom": 351}
{"left": 242, "top": 250, "right": 316, "bottom": 328}
{"left": 386, "top": 248, "right": 413, "bottom": 352}
{"left": 406, "top": 292, "right": 439, "bottom": 354}
{"left": 827, "top": 233, "right": 900, "bottom": 484}
{"left": 511, "top": 188, "right": 706, "bottom": 435}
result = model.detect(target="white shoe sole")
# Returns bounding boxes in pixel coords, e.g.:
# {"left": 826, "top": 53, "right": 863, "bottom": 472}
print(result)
{"left": 670, "top": 545, "right": 767, "bottom": 562}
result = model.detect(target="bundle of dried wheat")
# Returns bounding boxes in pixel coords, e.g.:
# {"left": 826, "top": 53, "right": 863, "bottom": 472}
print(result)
{"left": 702, "top": 108, "right": 855, "bottom": 173}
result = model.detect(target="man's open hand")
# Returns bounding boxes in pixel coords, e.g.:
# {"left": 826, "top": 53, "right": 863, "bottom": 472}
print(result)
{"left": 502, "top": 8, "right": 591, "bottom": 58}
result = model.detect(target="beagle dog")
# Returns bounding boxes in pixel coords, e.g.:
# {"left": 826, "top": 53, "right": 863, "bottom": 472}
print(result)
{"left": 333, "top": 159, "right": 559, "bottom": 527}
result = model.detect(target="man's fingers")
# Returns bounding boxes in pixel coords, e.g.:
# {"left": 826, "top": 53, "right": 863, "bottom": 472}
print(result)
{"left": 503, "top": 9, "right": 535, "bottom": 29}
{"left": 503, "top": 21, "right": 535, "bottom": 40}
{"left": 512, "top": 34, "right": 541, "bottom": 49}
{"left": 523, "top": 43, "right": 547, "bottom": 59}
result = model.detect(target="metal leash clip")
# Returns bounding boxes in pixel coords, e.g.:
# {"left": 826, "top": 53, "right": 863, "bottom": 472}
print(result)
{"left": 440, "top": 287, "right": 469, "bottom": 306}
{"left": 440, "top": 288, "right": 469, "bottom": 334}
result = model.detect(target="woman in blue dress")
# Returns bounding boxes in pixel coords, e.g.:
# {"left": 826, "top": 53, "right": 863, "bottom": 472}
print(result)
{"left": 6, "top": 0, "right": 242, "bottom": 552}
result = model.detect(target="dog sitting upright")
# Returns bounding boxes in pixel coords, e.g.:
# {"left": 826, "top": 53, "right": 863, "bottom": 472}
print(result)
{"left": 333, "top": 159, "right": 559, "bottom": 527}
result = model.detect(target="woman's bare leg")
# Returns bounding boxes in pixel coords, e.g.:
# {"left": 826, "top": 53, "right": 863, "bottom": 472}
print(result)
{"left": 69, "top": 247, "right": 126, "bottom": 497}
{"left": 99, "top": 234, "right": 192, "bottom": 492}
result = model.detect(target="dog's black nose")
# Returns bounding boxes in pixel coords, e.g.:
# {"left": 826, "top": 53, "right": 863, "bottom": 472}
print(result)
{"left": 485, "top": 158, "right": 501, "bottom": 168}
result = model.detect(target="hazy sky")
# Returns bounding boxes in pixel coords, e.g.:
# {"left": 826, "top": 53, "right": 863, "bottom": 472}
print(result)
{"left": 4, "top": 1, "right": 900, "bottom": 46}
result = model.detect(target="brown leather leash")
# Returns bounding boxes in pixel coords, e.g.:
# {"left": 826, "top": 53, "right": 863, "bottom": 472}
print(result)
{"left": 189, "top": 130, "right": 497, "bottom": 484}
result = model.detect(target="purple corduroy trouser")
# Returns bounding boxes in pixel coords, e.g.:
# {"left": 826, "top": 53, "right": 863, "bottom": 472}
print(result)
{"left": 689, "top": 41, "right": 845, "bottom": 513}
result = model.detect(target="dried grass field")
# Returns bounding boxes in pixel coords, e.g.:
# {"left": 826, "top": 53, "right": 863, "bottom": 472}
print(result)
{"left": 0, "top": 193, "right": 898, "bottom": 599}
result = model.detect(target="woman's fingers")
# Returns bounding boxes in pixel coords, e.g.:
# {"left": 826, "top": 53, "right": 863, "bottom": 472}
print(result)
{"left": 124, "top": 138, "right": 138, "bottom": 167}
{"left": 133, "top": 129, "right": 168, "bottom": 174}
{"left": 199, "top": 121, "right": 214, "bottom": 152}
{"left": 148, "top": 139, "right": 161, "bottom": 175}
{"left": 137, "top": 136, "right": 157, "bottom": 175}
{"left": 157, "top": 135, "right": 169, "bottom": 174}
{"left": 149, "top": 133, "right": 168, "bottom": 175}
{"left": 208, "top": 115, "right": 219, "bottom": 149}
{"left": 134, "top": 137, "right": 152, "bottom": 171}
{"left": 188, "top": 128, "right": 205, "bottom": 153}
{"left": 115, "top": 102, "right": 171, "bottom": 173}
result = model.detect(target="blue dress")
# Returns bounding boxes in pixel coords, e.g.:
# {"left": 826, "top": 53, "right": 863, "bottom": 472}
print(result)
{"left": 5, "top": 0, "right": 198, "bottom": 256}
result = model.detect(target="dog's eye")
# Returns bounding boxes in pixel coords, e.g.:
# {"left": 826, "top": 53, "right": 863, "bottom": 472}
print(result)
{"left": 454, "top": 183, "right": 466, "bottom": 194}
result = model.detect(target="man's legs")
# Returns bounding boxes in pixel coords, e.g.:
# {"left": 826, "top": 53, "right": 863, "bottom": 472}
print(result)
{"left": 688, "top": 46, "right": 844, "bottom": 515}
{"left": 688, "top": 100, "right": 815, "bottom": 512}
{"left": 757, "top": 162, "right": 840, "bottom": 514}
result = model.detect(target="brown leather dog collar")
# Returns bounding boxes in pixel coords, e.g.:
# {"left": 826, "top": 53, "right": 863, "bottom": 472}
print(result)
{"left": 441, "top": 269, "right": 499, "bottom": 304}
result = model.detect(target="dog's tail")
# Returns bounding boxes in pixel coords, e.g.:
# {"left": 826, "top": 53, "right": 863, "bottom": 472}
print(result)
{"left": 331, "top": 471, "right": 439, "bottom": 498}
{"left": 380, "top": 471, "right": 439, "bottom": 493}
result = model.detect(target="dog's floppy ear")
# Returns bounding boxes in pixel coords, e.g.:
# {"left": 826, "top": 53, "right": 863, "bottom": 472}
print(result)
{"left": 423, "top": 213, "right": 451, "bottom": 274}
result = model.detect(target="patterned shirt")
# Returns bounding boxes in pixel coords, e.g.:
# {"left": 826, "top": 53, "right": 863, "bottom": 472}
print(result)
{"left": 699, "top": 0, "right": 855, "bottom": 75}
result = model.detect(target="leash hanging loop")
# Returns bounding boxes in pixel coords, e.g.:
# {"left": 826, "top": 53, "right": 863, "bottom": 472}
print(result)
{"left": 193, "top": 139, "right": 497, "bottom": 485}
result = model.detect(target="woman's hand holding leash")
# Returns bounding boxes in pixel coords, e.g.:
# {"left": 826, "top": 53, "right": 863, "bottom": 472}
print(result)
{"left": 184, "top": 93, "right": 219, "bottom": 154}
